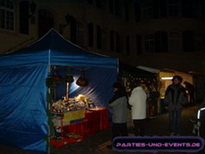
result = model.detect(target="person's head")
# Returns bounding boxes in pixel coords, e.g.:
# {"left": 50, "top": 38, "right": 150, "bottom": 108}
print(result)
{"left": 172, "top": 75, "right": 183, "bottom": 85}
{"left": 112, "top": 82, "right": 122, "bottom": 92}
{"left": 130, "top": 81, "right": 142, "bottom": 90}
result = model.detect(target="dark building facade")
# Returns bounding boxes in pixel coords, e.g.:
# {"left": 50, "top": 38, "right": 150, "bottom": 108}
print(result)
{"left": 0, "top": 0, "right": 205, "bottom": 75}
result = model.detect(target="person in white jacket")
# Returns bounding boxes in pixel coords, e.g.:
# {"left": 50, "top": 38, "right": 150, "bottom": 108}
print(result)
{"left": 129, "top": 82, "right": 147, "bottom": 136}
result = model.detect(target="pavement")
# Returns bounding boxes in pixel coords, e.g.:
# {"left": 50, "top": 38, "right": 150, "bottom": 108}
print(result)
{"left": 0, "top": 105, "right": 204, "bottom": 154}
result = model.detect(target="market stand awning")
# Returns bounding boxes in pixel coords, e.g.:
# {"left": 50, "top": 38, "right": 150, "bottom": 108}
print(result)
{"left": 137, "top": 65, "right": 161, "bottom": 74}
{"left": 119, "top": 62, "right": 156, "bottom": 78}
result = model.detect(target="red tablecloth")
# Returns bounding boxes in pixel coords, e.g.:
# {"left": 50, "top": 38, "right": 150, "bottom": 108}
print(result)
{"left": 62, "top": 108, "right": 109, "bottom": 137}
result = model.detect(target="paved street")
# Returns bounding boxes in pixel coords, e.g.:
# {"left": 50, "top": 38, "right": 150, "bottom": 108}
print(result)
{"left": 0, "top": 105, "right": 204, "bottom": 154}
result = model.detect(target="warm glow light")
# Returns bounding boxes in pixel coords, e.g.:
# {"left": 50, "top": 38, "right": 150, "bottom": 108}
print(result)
{"left": 161, "top": 77, "right": 173, "bottom": 80}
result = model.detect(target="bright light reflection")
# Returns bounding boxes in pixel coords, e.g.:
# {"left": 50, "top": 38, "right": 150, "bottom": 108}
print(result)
{"left": 161, "top": 77, "right": 173, "bottom": 80}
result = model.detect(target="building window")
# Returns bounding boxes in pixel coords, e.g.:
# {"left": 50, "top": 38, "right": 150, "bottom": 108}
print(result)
{"left": 109, "top": 0, "right": 119, "bottom": 16}
{"left": 169, "top": 32, "right": 180, "bottom": 52}
{"left": 142, "top": 0, "right": 153, "bottom": 19}
{"left": 124, "top": 2, "right": 129, "bottom": 21}
{"left": 101, "top": 28, "right": 108, "bottom": 51}
{"left": 193, "top": 33, "right": 202, "bottom": 52}
{"left": 110, "top": 30, "right": 114, "bottom": 52}
{"left": 38, "top": 9, "right": 54, "bottom": 38}
{"left": 167, "top": 0, "right": 179, "bottom": 17}
{"left": 155, "top": 31, "right": 168, "bottom": 53}
{"left": 87, "top": 0, "right": 93, "bottom": 4}
{"left": 109, "top": 0, "right": 114, "bottom": 14}
{"left": 0, "top": 0, "right": 14, "bottom": 30}
{"left": 144, "top": 34, "right": 155, "bottom": 53}
{"left": 96, "top": 25, "right": 102, "bottom": 49}
{"left": 109, "top": 30, "right": 122, "bottom": 53}
{"left": 70, "top": 16, "right": 77, "bottom": 43}
{"left": 116, "top": 32, "right": 121, "bottom": 53}
{"left": 19, "top": 1, "right": 29, "bottom": 34}
{"left": 159, "top": 0, "right": 167, "bottom": 18}
{"left": 203, "top": 33, "right": 205, "bottom": 51}
{"left": 76, "top": 22, "right": 85, "bottom": 46}
{"left": 135, "top": 1, "right": 141, "bottom": 22}
{"left": 136, "top": 35, "right": 142, "bottom": 55}
{"left": 96, "top": 0, "right": 102, "bottom": 8}
{"left": 202, "top": 1, "right": 205, "bottom": 20}
{"left": 182, "top": 30, "right": 194, "bottom": 52}
{"left": 126, "top": 36, "right": 130, "bottom": 55}
{"left": 181, "top": 0, "right": 193, "bottom": 18}
{"left": 88, "top": 23, "right": 93, "bottom": 47}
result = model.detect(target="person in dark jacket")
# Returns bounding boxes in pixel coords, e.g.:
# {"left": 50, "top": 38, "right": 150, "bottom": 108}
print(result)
{"left": 164, "top": 75, "right": 188, "bottom": 136}
{"left": 107, "top": 82, "right": 128, "bottom": 148}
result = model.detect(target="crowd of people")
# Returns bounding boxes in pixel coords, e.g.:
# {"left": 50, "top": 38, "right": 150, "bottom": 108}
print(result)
{"left": 107, "top": 80, "right": 148, "bottom": 148}
{"left": 107, "top": 75, "right": 193, "bottom": 149}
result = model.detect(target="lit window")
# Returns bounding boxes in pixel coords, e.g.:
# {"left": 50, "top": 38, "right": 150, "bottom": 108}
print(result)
{"left": 0, "top": 0, "right": 14, "bottom": 30}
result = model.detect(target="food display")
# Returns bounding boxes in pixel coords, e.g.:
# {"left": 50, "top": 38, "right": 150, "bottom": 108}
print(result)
{"left": 50, "top": 94, "right": 109, "bottom": 147}
{"left": 51, "top": 94, "right": 95, "bottom": 113}
{"left": 51, "top": 94, "right": 96, "bottom": 131}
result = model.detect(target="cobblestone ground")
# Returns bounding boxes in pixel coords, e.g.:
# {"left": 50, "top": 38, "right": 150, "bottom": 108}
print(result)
{"left": 0, "top": 105, "right": 204, "bottom": 154}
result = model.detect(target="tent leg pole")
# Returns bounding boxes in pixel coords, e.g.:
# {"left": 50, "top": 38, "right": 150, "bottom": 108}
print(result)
{"left": 47, "top": 65, "right": 51, "bottom": 154}
{"left": 66, "top": 82, "right": 70, "bottom": 100}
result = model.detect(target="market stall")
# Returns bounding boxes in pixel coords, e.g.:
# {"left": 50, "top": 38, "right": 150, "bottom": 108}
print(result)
{"left": 137, "top": 66, "right": 194, "bottom": 114}
{"left": 0, "top": 29, "right": 118, "bottom": 153}
{"left": 119, "top": 63, "right": 158, "bottom": 118}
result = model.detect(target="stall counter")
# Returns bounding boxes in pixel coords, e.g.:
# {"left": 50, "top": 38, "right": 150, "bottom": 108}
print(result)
{"left": 50, "top": 107, "right": 109, "bottom": 147}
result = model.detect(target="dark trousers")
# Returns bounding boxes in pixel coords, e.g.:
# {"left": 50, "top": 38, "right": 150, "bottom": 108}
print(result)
{"left": 189, "top": 93, "right": 195, "bottom": 104}
{"left": 169, "top": 110, "right": 182, "bottom": 134}
{"left": 133, "top": 119, "right": 145, "bottom": 136}
{"left": 112, "top": 123, "right": 128, "bottom": 141}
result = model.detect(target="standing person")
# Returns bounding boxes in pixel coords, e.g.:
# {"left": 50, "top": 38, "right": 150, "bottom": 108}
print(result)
{"left": 164, "top": 75, "right": 187, "bottom": 136}
{"left": 129, "top": 82, "right": 147, "bottom": 136}
{"left": 107, "top": 82, "right": 128, "bottom": 148}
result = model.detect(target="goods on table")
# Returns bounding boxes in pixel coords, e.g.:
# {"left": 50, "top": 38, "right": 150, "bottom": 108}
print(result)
{"left": 51, "top": 94, "right": 95, "bottom": 113}
{"left": 51, "top": 94, "right": 96, "bottom": 138}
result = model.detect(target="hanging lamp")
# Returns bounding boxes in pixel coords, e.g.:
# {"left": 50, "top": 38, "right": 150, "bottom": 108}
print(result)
{"left": 76, "top": 71, "right": 89, "bottom": 86}
{"left": 65, "top": 68, "right": 74, "bottom": 83}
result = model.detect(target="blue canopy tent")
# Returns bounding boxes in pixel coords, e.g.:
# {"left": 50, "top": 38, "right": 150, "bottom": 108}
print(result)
{"left": 0, "top": 29, "right": 118, "bottom": 153}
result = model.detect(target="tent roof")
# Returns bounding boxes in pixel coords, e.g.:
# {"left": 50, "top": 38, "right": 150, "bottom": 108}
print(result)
{"left": 0, "top": 29, "right": 118, "bottom": 68}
